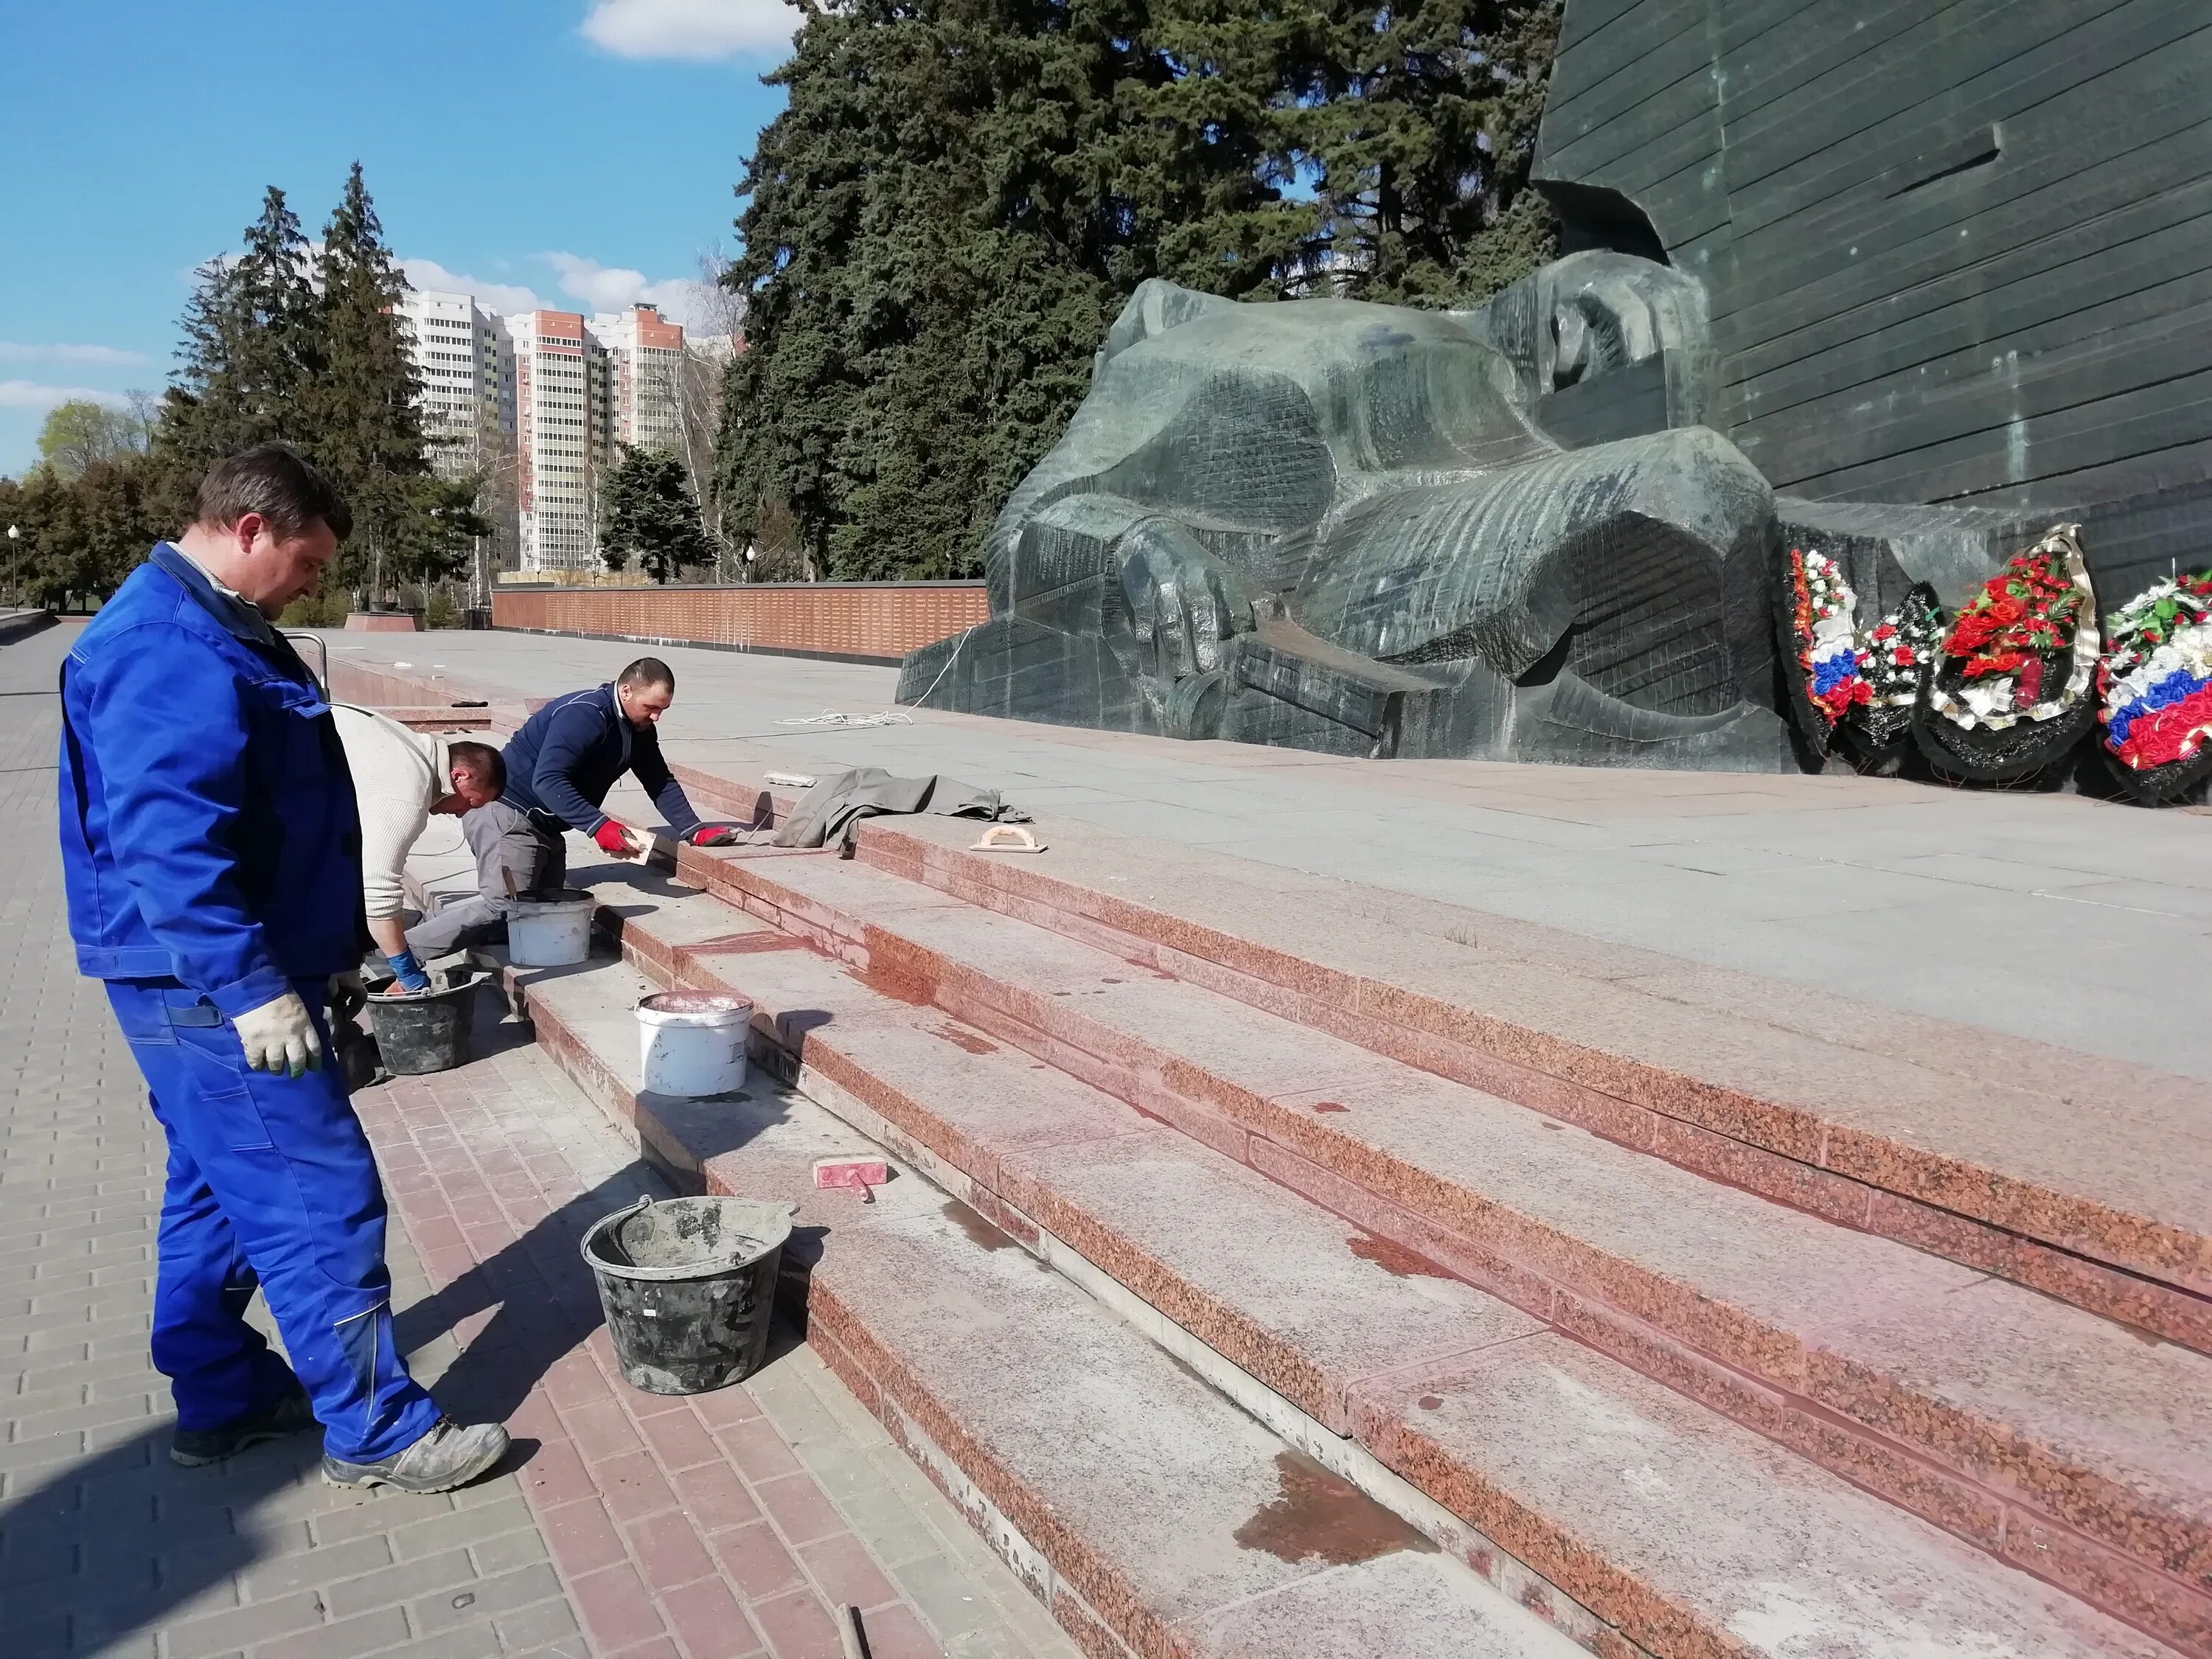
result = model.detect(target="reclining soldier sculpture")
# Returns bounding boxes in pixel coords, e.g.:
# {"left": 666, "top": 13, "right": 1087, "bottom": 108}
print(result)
{"left": 899, "top": 0, "right": 2211, "bottom": 771}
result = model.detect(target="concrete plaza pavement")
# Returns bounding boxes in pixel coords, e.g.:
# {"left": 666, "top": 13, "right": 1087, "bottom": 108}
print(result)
{"left": 323, "top": 627, "right": 2212, "bottom": 1079}
{"left": 1, "top": 623, "right": 1073, "bottom": 1659}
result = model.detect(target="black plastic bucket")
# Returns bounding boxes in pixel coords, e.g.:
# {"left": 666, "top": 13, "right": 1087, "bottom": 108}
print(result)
{"left": 582, "top": 1196, "right": 793, "bottom": 1395}
{"left": 363, "top": 967, "right": 481, "bottom": 1075}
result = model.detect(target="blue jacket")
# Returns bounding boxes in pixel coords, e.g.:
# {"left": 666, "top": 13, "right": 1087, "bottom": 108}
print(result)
{"left": 500, "top": 683, "right": 699, "bottom": 837}
{"left": 58, "top": 545, "right": 366, "bottom": 1015}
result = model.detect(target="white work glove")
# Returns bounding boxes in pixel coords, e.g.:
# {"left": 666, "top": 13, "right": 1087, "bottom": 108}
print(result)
{"left": 233, "top": 990, "right": 324, "bottom": 1079}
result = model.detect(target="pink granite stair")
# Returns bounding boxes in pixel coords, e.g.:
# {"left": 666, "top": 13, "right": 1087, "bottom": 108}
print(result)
{"left": 341, "top": 648, "right": 2212, "bottom": 1350}
{"left": 841, "top": 813, "right": 2212, "bottom": 1346}
{"left": 481, "top": 862, "right": 2191, "bottom": 1659}
{"left": 512, "top": 956, "right": 1589, "bottom": 1659}
{"left": 588, "top": 843, "right": 2212, "bottom": 1658}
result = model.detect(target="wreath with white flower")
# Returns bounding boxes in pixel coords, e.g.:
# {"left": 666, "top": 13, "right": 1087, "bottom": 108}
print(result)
{"left": 1778, "top": 546, "right": 1869, "bottom": 755}
{"left": 2098, "top": 572, "right": 2212, "bottom": 801}
{"left": 1850, "top": 582, "right": 1941, "bottom": 755}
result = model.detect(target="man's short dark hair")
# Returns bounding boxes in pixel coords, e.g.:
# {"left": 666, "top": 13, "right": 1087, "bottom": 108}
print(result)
{"left": 618, "top": 656, "right": 675, "bottom": 693}
{"left": 195, "top": 444, "right": 353, "bottom": 541}
{"left": 448, "top": 741, "right": 504, "bottom": 792}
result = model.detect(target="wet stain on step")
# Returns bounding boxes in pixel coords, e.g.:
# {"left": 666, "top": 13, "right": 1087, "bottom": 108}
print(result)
{"left": 1234, "top": 1451, "right": 1436, "bottom": 1566}
{"left": 1309, "top": 1100, "right": 1349, "bottom": 1114}
{"left": 932, "top": 1023, "right": 998, "bottom": 1056}
{"left": 1347, "top": 1233, "right": 1452, "bottom": 1280}
{"left": 942, "top": 1200, "right": 1016, "bottom": 1252}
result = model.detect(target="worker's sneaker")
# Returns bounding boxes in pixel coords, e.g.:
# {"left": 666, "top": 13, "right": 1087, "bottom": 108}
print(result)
{"left": 170, "top": 1383, "right": 318, "bottom": 1467}
{"left": 321, "top": 1418, "right": 509, "bottom": 1494}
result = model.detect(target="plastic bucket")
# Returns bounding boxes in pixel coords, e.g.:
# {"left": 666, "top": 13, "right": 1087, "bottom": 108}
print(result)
{"left": 582, "top": 1195, "right": 793, "bottom": 1394}
{"left": 363, "top": 967, "right": 481, "bottom": 1075}
{"left": 636, "top": 992, "right": 752, "bottom": 1096}
{"left": 507, "top": 888, "right": 594, "bottom": 967}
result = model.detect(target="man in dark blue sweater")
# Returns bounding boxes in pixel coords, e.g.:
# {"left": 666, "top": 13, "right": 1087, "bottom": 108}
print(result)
{"left": 496, "top": 657, "right": 742, "bottom": 888}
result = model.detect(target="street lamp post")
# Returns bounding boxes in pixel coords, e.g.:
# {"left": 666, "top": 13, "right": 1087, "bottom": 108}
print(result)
{"left": 6, "top": 524, "right": 18, "bottom": 611}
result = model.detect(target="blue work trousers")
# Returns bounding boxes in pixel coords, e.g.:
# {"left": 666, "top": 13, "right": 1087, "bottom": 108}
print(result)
{"left": 105, "top": 978, "right": 441, "bottom": 1463}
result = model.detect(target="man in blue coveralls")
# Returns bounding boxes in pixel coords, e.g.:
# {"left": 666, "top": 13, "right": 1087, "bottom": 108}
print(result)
{"left": 493, "top": 656, "right": 745, "bottom": 888}
{"left": 58, "top": 445, "right": 508, "bottom": 1494}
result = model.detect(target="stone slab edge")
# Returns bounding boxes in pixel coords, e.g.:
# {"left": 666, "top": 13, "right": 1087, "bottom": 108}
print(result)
{"left": 653, "top": 849, "right": 2212, "bottom": 1659}
{"left": 504, "top": 953, "right": 1635, "bottom": 1659}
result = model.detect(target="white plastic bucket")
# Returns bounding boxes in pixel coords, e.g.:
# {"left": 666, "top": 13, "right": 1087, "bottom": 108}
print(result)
{"left": 507, "top": 889, "right": 595, "bottom": 967}
{"left": 636, "top": 992, "right": 753, "bottom": 1096}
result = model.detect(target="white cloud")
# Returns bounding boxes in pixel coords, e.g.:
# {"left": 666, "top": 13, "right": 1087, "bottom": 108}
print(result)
{"left": 0, "top": 341, "right": 148, "bottom": 368}
{"left": 400, "top": 257, "right": 542, "bottom": 316}
{"left": 580, "top": 0, "right": 797, "bottom": 59}
{"left": 0, "top": 381, "right": 130, "bottom": 411}
{"left": 543, "top": 254, "right": 717, "bottom": 329}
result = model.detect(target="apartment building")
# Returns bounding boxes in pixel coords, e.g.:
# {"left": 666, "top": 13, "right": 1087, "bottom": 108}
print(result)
{"left": 591, "top": 303, "right": 687, "bottom": 456}
{"left": 400, "top": 288, "right": 720, "bottom": 575}
{"left": 507, "top": 308, "right": 609, "bottom": 574}
{"left": 398, "top": 288, "right": 512, "bottom": 481}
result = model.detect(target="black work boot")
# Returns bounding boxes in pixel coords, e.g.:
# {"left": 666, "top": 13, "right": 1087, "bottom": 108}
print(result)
{"left": 321, "top": 1418, "right": 509, "bottom": 1494}
{"left": 170, "top": 1383, "right": 319, "bottom": 1467}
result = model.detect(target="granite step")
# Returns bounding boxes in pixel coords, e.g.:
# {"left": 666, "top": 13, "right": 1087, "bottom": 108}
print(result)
{"left": 511, "top": 954, "right": 1590, "bottom": 1659}
{"left": 835, "top": 812, "right": 2212, "bottom": 1346}
{"left": 341, "top": 650, "right": 2212, "bottom": 1345}
{"left": 612, "top": 844, "right": 2212, "bottom": 1658}
{"left": 518, "top": 877, "right": 2181, "bottom": 1659}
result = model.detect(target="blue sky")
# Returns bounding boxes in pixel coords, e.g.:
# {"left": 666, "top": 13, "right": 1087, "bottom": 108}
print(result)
{"left": 0, "top": 0, "right": 796, "bottom": 478}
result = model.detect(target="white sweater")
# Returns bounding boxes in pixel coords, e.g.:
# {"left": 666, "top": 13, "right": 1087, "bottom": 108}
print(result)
{"left": 333, "top": 704, "right": 448, "bottom": 921}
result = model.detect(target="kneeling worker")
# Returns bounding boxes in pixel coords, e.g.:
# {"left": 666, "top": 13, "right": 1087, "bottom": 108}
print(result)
{"left": 498, "top": 656, "right": 743, "bottom": 877}
{"left": 331, "top": 705, "right": 506, "bottom": 990}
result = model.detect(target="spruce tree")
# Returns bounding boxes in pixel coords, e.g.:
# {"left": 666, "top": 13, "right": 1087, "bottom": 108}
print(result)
{"left": 312, "top": 162, "right": 437, "bottom": 602}
{"left": 717, "top": 0, "right": 1563, "bottom": 582}
{"left": 151, "top": 187, "right": 323, "bottom": 527}
{"left": 602, "top": 446, "right": 711, "bottom": 582}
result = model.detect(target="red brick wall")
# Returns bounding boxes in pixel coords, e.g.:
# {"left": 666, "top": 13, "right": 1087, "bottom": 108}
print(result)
{"left": 490, "top": 582, "right": 989, "bottom": 663}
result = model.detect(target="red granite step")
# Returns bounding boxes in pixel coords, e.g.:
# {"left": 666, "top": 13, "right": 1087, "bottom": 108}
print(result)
{"left": 839, "top": 813, "right": 2212, "bottom": 1344}
{"left": 338, "top": 649, "right": 2212, "bottom": 1345}
{"left": 517, "top": 883, "right": 2183, "bottom": 1659}
{"left": 619, "top": 844, "right": 2212, "bottom": 1658}
{"left": 513, "top": 957, "right": 1591, "bottom": 1659}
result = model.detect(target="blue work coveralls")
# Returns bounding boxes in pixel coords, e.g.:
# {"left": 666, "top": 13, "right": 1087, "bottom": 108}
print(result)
{"left": 501, "top": 682, "right": 701, "bottom": 840}
{"left": 57, "top": 545, "right": 441, "bottom": 1463}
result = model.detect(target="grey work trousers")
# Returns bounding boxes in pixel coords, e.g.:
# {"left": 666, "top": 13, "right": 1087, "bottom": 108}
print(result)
{"left": 403, "top": 813, "right": 567, "bottom": 959}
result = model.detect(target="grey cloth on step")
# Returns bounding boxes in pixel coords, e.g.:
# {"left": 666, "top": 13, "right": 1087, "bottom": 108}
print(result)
{"left": 771, "top": 768, "right": 1029, "bottom": 852}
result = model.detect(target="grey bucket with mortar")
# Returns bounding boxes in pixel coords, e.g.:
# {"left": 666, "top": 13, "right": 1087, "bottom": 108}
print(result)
{"left": 362, "top": 967, "right": 481, "bottom": 1075}
{"left": 581, "top": 1195, "right": 793, "bottom": 1395}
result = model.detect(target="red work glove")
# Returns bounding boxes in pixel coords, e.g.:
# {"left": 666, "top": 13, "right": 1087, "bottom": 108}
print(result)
{"left": 684, "top": 823, "right": 745, "bottom": 847}
{"left": 593, "top": 820, "right": 637, "bottom": 856}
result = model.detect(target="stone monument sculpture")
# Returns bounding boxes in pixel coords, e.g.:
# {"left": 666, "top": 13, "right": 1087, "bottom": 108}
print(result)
{"left": 900, "top": 0, "right": 2211, "bottom": 771}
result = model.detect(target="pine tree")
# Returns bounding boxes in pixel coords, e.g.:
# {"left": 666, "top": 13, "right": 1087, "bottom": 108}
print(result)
{"left": 311, "top": 162, "right": 438, "bottom": 601}
{"left": 602, "top": 445, "right": 712, "bottom": 582}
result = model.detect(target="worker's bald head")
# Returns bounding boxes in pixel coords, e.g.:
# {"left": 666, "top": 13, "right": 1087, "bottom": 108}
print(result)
{"left": 616, "top": 658, "right": 675, "bottom": 729}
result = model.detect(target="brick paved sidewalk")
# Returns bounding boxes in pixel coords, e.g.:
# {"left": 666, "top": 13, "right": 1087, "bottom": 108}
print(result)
{"left": 0, "top": 625, "right": 1066, "bottom": 1659}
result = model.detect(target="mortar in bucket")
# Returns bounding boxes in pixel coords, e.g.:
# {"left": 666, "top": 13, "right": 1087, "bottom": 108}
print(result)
{"left": 507, "top": 888, "right": 594, "bottom": 967}
{"left": 363, "top": 967, "right": 481, "bottom": 1075}
{"left": 582, "top": 1195, "right": 793, "bottom": 1394}
{"left": 636, "top": 992, "right": 752, "bottom": 1096}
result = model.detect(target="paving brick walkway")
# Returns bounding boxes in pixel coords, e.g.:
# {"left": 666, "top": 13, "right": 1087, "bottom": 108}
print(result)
{"left": 0, "top": 625, "right": 1068, "bottom": 1659}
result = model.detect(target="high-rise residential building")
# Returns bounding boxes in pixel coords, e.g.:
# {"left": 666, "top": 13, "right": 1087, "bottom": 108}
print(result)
{"left": 591, "top": 303, "right": 687, "bottom": 456}
{"left": 507, "top": 309, "right": 607, "bottom": 574}
{"left": 398, "top": 289, "right": 511, "bottom": 481}
{"left": 400, "top": 288, "right": 720, "bottom": 576}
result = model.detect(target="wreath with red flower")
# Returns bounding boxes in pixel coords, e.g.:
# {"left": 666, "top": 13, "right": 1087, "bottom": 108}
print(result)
{"left": 2098, "top": 572, "right": 2212, "bottom": 790}
{"left": 1927, "top": 526, "right": 2098, "bottom": 731}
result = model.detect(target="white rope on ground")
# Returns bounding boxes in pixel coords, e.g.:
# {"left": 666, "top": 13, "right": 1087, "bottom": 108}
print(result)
{"left": 774, "top": 710, "right": 916, "bottom": 729}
